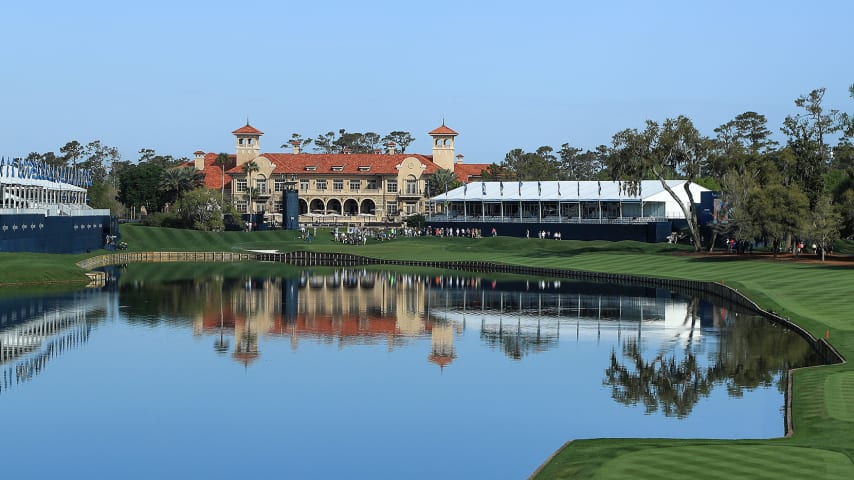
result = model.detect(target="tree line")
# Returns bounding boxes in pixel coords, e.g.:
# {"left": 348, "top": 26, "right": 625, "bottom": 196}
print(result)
{"left": 283, "top": 130, "right": 415, "bottom": 154}
{"left": 16, "top": 85, "right": 854, "bottom": 251}
{"left": 484, "top": 85, "right": 854, "bottom": 254}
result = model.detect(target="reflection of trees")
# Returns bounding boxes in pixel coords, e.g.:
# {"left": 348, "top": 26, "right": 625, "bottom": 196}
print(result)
{"left": 479, "top": 320, "right": 559, "bottom": 360}
{"left": 605, "top": 339, "right": 713, "bottom": 418}
{"left": 214, "top": 277, "right": 229, "bottom": 355}
{"left": 605, "top": 296, "right": 822, "bottom": 418}
{"left": 707, "top": 315, "right": 820, "bottom": 397}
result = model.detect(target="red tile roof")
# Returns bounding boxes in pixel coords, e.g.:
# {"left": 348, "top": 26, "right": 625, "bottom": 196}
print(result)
{"left": 232, "top": 123, "right": 264, "bottom": 135}
{"left": 226, "top": 153, "right": 439, "bottom": 175}
{"left": 453, "top": 163, "right": 490, "bottom": 183}
{"left": 184, "top": 152, "right": 236, "bottom": 189}
{"left": 428, "top": 123, "right": 458, "bottom": 136}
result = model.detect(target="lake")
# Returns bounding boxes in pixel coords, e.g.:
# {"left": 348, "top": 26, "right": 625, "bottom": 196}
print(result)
{"left": 0, "top": 264, "right": 822, "bottom": 479}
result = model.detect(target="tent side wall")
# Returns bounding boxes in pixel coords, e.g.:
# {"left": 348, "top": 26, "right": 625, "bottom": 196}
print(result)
{"left": 426, "top": 220, "right": 673, "bottom": 242}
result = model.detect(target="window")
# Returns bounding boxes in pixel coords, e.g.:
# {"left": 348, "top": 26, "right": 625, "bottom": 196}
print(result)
{"left": 405, "top": 176, "right": 417, "bottom": 195}
{"left": 316, "top": 179, "right": 327, "bottom": 191}
{"left": 366, "top": 179, "right": 378, "bottom": 190}
{"left": 386, "top": 179, "right": 398, "bottom": 193}
{"left": 273, "top": 200, "right": 283, "bottom": 212}
{"left": 255, "top": 178, "right": 268, "bottom": 194}
{"left": 235, "top": 179, "right": 247, "bottom": 193}
{"left": 305, "top": 166, "right": 317, "bottom": 171}
{"left": 300, "top": 179, "right": 309, "bottom": 191}
{"left": 386, "top": 201, "right": 398, "bottom": 215}
{"left": 331, "top": 166, "right": 344, "bottom": 172}
{"left": 333, "top": 179, "right": 343, "bottom": 191}
{"left": 349, "top": 179, "right": 361, "bottom": 191}
{"left": 358, "top": 166, "right": 371, "bottom": 172}
{"left": 274, "top": 178, "right": 286, "bottom": 192}
{"left": 236, "top": 199, "right": 248, "bottom": 213}
{"left": 405, "top": 203, "right": 417, "bottom": 214}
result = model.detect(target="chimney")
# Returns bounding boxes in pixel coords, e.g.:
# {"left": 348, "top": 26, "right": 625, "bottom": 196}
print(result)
{"left": 386, "top": 141, "right": 396, "bottom": 155}
{"left": 289, "top": 140, "right": 301, "bottom": 154}
{"left": 193, "top": 151, "right": 206, "bottom": 171}
{"left": 343, "top": 147, "right": 352, "bottom": 154}
{"left": 456, "top": 154, "right": 464, "bottom": 164}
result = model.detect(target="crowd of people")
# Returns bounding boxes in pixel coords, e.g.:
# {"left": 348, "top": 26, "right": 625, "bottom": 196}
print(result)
{"left": 427, "top": 227, "right": 483, "bottom": 238}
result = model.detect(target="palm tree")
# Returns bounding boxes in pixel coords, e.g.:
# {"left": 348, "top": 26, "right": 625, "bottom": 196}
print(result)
{"left": 243, "top": 160, "right": 259, "bottom": 231}
{"left": 215, "top": 153, "right": 230, "bottom": 202}
{"left": 159, "top": 167, "right": 206, "bottom": 208}
{"left": 158, "top": 168, "right": 183, "bottom": 207}
{"left": 179, "top": 167, "right": 205, "bottom": 193}
{"left": 429, "top": 168, "right": 461, "bottom": 195}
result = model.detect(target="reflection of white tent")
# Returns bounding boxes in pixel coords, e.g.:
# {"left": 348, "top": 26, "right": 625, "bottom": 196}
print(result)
{"left": 430, "top": 294, "right": 700, "bottom": 348}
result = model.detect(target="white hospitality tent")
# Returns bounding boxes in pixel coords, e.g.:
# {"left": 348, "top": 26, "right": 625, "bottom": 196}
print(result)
{"left": 428, "top": 180, "right": 709, "bottom": 223}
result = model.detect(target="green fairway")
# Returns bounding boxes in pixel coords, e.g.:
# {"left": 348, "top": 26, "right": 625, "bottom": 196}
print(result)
{"left": 590, "top": 444, "right": 854, "bottom": 480}
{"left": 825, "top": 373, "right": 854, "bottom": 422}
{"left": 0, "top": 252, "right": 96, "bottom": 286}
{"left": 2, "top": 224, "right": 853, "bottom": 479}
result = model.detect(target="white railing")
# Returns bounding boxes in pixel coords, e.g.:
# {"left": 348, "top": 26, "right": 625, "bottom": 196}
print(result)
{"left": 425, "top": 215, "right": 668, "bottom": 224}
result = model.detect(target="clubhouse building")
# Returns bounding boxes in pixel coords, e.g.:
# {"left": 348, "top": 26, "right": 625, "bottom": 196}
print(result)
{"left": 190, "top": 122, "right": 488, "bottom": 227}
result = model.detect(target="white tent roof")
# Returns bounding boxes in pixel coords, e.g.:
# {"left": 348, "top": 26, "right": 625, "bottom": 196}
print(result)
{"left": 1, "top": 167, "right": 87, "bottom": 192}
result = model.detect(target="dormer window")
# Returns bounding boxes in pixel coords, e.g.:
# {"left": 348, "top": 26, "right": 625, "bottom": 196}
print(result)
{"left": 358, "top": 166, "right": 371, "bottom": 172}
{"left": 304, "top": 166, "right": 317, "bottom": 171}
{"left": 331, "top": 165, "right": 344, "bottom": 172}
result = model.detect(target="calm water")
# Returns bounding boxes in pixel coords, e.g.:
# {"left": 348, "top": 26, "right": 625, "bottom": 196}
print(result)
{"left": 0, "top": 265, "right": 821, "bottom": 479}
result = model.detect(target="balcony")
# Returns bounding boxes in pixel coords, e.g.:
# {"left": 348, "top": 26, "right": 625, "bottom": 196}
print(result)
{"left": 397, "top": 189, "right": 423, "bottom": 199}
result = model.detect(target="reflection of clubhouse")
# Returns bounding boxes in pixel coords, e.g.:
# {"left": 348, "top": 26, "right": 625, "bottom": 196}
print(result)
{"left": 192, "top": 272, "right": 460, "bottom": 368}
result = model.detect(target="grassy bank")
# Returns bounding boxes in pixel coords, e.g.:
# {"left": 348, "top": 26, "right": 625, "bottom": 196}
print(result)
{"left": 2, "top": 224, "right": 853, "bottom": 478}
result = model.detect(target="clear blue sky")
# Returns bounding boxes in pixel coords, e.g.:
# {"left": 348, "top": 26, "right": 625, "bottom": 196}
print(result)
{"left": 2, "top": 0, "right": 852, "bottom": 165}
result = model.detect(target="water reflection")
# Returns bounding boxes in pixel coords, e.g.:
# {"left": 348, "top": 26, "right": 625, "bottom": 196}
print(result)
{"left": 0, "top": 291, "right": 109, "bottom": 396}
{"left": 115, "top": 268, "right": 821, "bottom": 389}
{"left": 1, "top": 268, "right": 822, "bottom": 413}
{"left": 0, "top": 267, "right": 826, "bottom": 478}
{"left": 604, "top": 296, "right": 818, "bottom": 418}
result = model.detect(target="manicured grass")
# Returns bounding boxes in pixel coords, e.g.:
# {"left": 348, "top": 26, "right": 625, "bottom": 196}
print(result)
{"left": 2, "top": 224, "right": 853, "bottom": 479}
{"left": 0, "top": 252, "right": 95, "bottom": 286}
{"left": 825, "top": 373, "right": 854, "bottom": 422}
{"left": 590, "top": 444, "right": 854, "bottom": 479}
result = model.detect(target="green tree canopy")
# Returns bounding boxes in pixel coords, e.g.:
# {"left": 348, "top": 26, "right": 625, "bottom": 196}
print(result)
{"left": 607, "top": 116, "right": 709, "bottom": 250}
{"left": 174, "top": 188, "right": 225, "bottom": 231}
{"left": 117, "top": 161, "right": 168, "bottom": 213}
{"left": 428, "top": 168, "right": 462, "bottom": 195}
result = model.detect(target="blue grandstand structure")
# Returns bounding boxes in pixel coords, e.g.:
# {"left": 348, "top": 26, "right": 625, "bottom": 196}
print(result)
{"left": 0, "top": 156, "right": 113, "bottom": 253}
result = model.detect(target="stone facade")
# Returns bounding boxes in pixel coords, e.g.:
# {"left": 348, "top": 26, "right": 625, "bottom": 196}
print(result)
{"left": 191, "top": 122, "right": 488, "bottom": 226}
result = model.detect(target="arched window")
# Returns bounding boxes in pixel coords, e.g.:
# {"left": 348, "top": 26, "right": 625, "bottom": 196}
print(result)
{"left": 255, "top": 175, "right": 268, "bottom": 194}
{"left": 405, "top": 175, "right": 418, "bottom": 195}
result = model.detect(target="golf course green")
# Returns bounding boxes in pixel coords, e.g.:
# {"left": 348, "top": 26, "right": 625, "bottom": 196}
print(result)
{"left": 2, "top": 224, "right": 852, "bottom": 479}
